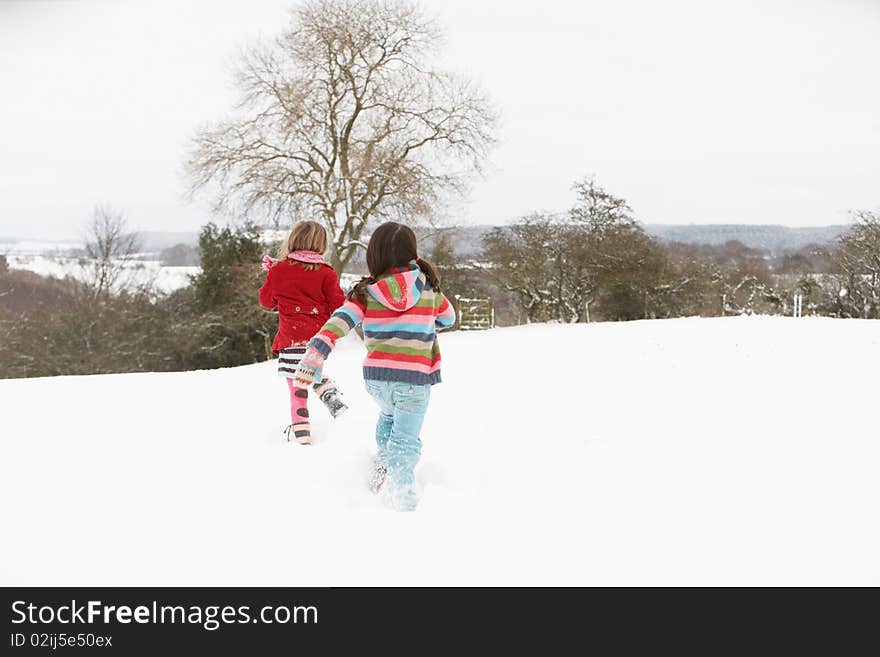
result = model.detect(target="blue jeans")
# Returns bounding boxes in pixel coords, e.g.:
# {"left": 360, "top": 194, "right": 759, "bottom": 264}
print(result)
{"left": 365, "top": 380, "right": 431, "bottom": 511}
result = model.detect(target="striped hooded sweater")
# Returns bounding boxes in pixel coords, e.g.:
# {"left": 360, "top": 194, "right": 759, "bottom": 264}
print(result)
{"left": 294, "top": 262, "right": 456, "bottom": 386}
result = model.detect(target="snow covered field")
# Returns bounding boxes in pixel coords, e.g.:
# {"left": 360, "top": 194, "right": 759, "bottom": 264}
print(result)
{"left": 1, "top": 317, "right": 878, "bottom": 586}
{"left": 5, "top": 254, "right": 199, "bottom": 294}
{"left": 2, "top": 238, "right": 199, "bottom": 293}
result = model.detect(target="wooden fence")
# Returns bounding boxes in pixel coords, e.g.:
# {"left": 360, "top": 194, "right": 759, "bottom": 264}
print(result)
{"left": 455, "top": 296, "right": 494, "bottom": 330}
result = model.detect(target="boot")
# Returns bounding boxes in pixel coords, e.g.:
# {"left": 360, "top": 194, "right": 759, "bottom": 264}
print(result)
{"left": 368, "top": 464, "right": 387, "bottom": 493}
{"left": 314, "top": 378, "right": 348, "bottom": 419}
{"left": 283, "top": 423, "right": 311, "bottom": 445}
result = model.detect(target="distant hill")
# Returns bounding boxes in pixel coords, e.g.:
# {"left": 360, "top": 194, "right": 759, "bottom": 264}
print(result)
{"left": 136, "top": 231, "right": 200, "bottom": 252}
{"left": 642, "top": 224, "right": 847, "bottom": 252}
{"left": 421, "top": 223, "right": 849, "bottom": 258}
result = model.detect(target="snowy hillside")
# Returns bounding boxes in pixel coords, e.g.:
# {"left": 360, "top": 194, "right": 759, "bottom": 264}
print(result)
{"left": 1, "top": 317, "right": 878, "bottom": 586}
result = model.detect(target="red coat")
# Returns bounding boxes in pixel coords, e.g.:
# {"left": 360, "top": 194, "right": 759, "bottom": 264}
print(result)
{"left": 258, "top": 260, "right": 347, "bottom": 353}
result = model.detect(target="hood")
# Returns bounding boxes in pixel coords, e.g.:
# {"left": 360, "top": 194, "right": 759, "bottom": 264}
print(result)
{"left": 367, "top": 262, "right": 425, "bottom": 311}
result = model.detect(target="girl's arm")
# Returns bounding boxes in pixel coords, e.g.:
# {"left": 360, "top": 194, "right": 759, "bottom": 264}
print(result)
{"left": 258, "top": 268, "right": 277, "bottom": 310}
{"left": 294, "top": 299, "right": 365, "bottom": 385}
{"left": 322, "top": 268, "right": 347, "bottom": 312}
{"left": 435, "top": 292, "right": 456, "bottom": 330}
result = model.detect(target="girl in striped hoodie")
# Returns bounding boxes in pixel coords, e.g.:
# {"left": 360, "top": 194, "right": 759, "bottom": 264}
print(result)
{"left": 293, "top": 222, "right": 455, "bottom": 511}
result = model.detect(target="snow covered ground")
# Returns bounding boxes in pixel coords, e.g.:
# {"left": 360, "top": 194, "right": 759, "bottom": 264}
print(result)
{"left": 1, "top": 317, "right": 878, "bottom": 586}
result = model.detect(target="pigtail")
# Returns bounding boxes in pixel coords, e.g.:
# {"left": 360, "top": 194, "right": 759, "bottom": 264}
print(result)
{"left": 415, "top": 257, "right": 441, "bottom": 293}
{"left": 348, "top": 275, "right": 374, "bottom": 305}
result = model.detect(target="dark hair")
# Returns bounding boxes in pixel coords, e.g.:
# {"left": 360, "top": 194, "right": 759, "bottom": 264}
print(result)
{"left": 349, "top": 222, "right": 441, "bottom": 304}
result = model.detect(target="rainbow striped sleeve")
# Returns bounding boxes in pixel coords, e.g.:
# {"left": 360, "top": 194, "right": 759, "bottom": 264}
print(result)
{"left": 309, "top": 300, "right": 364, "bottom": 356}
{"left": 294, "top": 300, "right": 365, "bottom": 384}
{"left": 435, "top": 292, "right": 456, "bottom": 330}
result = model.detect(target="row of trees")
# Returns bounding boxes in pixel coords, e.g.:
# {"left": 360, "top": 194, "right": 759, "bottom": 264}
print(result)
{"left": 480, "top": 180, "right": 665, "bottom": 323}
{"left": 2, "top": 195, "right": 878, "bottom": 380}
{"left": 434, "top": 180, "right": 880, "bottom": 325}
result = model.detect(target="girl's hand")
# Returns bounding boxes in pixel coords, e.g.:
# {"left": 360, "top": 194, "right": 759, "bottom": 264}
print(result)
{"left": 294, "top": 351, "right": 323, "bottom": 386}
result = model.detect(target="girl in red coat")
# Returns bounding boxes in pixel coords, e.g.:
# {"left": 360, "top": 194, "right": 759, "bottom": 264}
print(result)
{"left": 259, "top": 221, "right": 348, "bottom": 444}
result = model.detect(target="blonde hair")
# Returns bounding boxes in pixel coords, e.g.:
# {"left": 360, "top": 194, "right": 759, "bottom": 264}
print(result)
{"left": 278, "top": 220, "right": 329, "bottom": 271}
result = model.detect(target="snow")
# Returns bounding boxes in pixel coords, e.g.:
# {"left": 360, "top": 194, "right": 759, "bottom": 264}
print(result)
{"left": 1, "top": 316, "right": 878, "bottom": 586}
{"left": 260, "top": 228, "right": 288, "bottom": 245}
{"left": 5, "top": 254, "right": 199, "bottom": 294}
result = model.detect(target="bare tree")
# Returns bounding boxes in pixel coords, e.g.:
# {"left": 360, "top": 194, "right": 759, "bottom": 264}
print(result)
{"left": 481, "top": 179, "right": 671, "bottom": 323}
{"left": 570, "top": 177, "right": 635, "bottom": 229}
{"left": 81, "top": 205, "right": 141, "bottom": 299}
{"left": 834, "top": 210, "right": 880, "bottom": 318}
{"left": 567, "top": 178, "right": 647, "bottom": 321}
{"left": 186, "top": 0, "right": 496, "bottom": 271}
{"left": 482, "top": 213, "right": 561, "bottom": 323}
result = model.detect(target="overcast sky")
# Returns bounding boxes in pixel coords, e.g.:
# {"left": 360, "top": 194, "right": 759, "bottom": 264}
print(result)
{"left": 2, "top": 0, "right": 879, "bottom": 239}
